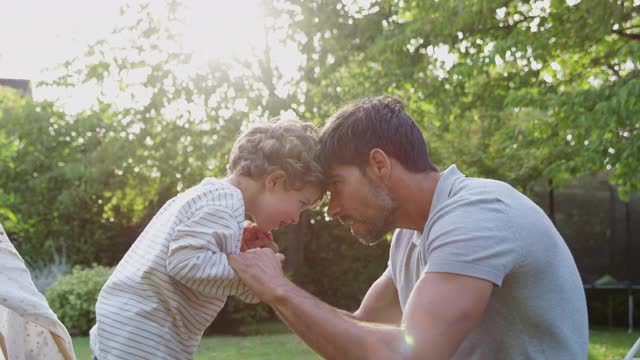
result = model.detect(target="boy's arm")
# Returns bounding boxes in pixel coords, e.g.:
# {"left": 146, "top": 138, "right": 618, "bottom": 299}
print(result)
{"left": 166, "top": 205, "right": 255, "bottom": 298}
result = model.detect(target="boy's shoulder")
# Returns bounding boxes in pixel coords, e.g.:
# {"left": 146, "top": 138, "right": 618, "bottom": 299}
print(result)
{"left": 177, "top": 177, "right": 244, "bottom": 215}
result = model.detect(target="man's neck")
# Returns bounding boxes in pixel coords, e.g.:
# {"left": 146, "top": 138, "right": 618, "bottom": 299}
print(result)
{"left": 390, "top": 169, "right": 441, "bottom": 232}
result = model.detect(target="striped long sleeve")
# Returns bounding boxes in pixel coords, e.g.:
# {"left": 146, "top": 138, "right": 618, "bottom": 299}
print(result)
{"left": 167, "top": 205, "right": 256, "bottom": 299}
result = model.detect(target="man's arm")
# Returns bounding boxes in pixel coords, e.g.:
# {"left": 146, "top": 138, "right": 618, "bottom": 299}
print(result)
{"left": 400, "top": 272, "right": 493, "bottom": 359}
{"left": 229, "top": 249, "right": 493, "bottom": 360}
{"left": 353, "top": 275, "right": 402, "bottom": 325}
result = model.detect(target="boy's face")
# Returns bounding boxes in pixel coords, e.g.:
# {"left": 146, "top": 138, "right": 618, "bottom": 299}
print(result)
{"left": 253, "top": 174, "right": 322, "bottom": 232}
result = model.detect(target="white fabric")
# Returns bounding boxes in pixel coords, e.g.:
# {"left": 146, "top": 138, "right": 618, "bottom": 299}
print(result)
{"left": 0, "top": 223, "right": 76, "bottom": 360}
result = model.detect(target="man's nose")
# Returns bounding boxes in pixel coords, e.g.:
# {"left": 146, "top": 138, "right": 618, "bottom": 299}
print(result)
{"left": 327, "top": 195, "right": 342, "bottom": 219}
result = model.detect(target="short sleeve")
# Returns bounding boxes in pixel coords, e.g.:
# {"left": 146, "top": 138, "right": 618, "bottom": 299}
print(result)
{"left": 422, "top": 196, "right": 522, "bottom": 286}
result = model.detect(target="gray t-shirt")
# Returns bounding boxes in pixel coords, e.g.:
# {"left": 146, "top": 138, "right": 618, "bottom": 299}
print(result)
{"left": 385, "top": 165, "right": 588, "bottom": 359}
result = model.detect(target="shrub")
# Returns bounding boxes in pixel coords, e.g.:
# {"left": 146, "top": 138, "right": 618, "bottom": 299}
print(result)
{"left": 45, "top": 265, "right": 113, "bottom": 335}
{"left": 26, "top": 246, "right": 71, "bottom": 293}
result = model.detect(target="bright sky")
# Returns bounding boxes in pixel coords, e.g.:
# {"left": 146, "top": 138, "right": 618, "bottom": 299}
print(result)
{"left": 0, "top": 1, "right": 123, "bottom": 81}
{"left": 0, "top": 0, "right": 299, "bottom": 111}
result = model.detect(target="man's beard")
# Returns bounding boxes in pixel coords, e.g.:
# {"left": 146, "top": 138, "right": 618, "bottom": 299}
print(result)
{"left": 353, "top": 177, "right": 398, "bottom": 245}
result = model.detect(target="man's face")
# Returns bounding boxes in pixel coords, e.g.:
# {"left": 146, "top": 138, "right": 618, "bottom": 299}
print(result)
{"left": 327, "top": 165, "right": 398, "bottom": 245}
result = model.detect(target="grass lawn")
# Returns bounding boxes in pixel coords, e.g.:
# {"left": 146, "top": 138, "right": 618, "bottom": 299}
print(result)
{"left": 589, "top": 328, "right": 639, "bottom": 360}
{"left": 72, "top": 332, "right": 320, "bottom": 360}
{"left": 73, "top": 325, "right": 638, "bottom": 360}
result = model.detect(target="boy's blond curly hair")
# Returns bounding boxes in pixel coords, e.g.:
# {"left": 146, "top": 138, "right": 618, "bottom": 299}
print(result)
{"left": 228, "top": 118, "right": 325, "bottom": 191}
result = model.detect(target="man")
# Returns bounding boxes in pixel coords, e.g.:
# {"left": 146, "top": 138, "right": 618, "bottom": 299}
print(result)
{"left": 229, "top": 96, "right": 589, "bottom": 359}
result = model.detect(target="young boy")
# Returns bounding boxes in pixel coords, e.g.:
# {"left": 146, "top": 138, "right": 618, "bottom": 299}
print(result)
{"left": 90, "top": 119, "right": 325, "bottom": 360}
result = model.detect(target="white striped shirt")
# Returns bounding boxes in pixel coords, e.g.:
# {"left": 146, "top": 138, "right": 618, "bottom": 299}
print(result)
{"left": 90, "top": 178, "right": 257, "bottom": 360}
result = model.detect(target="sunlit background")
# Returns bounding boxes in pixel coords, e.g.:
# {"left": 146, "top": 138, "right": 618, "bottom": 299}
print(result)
{"left": 1, "top": 1, "right": 639, "bottom": 358}
{"left": 0, "top": 0, "right": 302, "bottom": 113}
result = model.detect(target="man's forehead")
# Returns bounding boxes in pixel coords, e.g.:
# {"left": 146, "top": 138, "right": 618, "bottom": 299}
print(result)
{"left": 329, "top": 164, "right": 362, "bottom": 180}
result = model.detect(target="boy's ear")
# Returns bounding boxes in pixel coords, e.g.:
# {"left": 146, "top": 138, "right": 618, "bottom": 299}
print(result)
{"left": 265, "top": 170, "right": 287, "bottom": 192}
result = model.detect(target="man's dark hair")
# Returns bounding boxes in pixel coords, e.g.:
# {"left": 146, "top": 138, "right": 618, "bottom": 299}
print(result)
{"left": 317, "top": 96, "right": 438, "bottom": 174}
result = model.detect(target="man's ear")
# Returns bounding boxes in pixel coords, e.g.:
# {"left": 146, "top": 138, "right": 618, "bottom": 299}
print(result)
{"left": 265, "top": 170, "right": 287, "bottom": 192}
{"left": 368, "top": 148, "right": 391, "bottom": 182}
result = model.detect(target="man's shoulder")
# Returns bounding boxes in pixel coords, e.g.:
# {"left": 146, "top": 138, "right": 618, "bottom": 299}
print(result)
{"left": 436, "top": 178, "right": 511, "bottom": 215}
{"left": 452, "top": 175, "right": 516, "bottom": 199}
{"left": 436, "top": 176, "right": 524, "bottom": 218}
{"left": 425, "top": 178, "right": 517, "bottom": 245}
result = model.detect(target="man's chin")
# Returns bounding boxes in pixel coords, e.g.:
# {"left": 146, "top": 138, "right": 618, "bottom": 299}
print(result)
{"left": 351, "top": 226, "right": 385, "bottom": 246}
{"left": 359, "top": 236, "right": 385, "bottom": 246}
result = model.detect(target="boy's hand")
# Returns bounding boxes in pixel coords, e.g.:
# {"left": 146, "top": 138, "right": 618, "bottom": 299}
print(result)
{"left": 241, "top": 221, "right": 279, "bottom": 253}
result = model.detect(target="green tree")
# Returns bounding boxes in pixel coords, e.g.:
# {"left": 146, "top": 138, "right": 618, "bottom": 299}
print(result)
{"left": 0, "top": 87, "right": 117, "bottom": 262}
{"left": 272, "top": 0, "right": 639, "bottom": 197}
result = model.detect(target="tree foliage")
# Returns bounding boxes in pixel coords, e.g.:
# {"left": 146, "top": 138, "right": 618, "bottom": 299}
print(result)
{"left": 271, "top": 0, "right": 639, "bottom": 197}
{"left": 0, "top": 0, "right": 637, "bottom": 291}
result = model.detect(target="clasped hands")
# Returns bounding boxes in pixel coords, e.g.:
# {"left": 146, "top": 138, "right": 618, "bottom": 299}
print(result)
{"left": 231, "top": 221, "right": 288, "bottom": 304}
{"left": 240, "top": 221, "right": 279, "bottom": 253}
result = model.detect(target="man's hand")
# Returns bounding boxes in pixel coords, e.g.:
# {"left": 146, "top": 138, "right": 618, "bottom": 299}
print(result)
{"left": 241, "top": 221, "right": 279, "bottom": 252}
{"left": 228, "top": 248, "right": 287, "bottom": 304}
